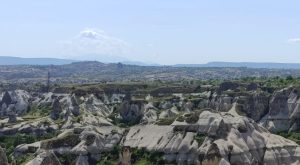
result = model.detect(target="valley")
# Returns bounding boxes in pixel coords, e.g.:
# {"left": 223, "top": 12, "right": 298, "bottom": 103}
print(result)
{"left": 0, "top": 77, "right": 299, "bottom": 164}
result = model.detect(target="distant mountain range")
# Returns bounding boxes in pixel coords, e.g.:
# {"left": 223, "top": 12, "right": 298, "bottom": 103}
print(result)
{"left": 174, "top": 62, "right": 300, "bottom": 69}
{"left": 0, "top": 56, "right": 160, "bottom": 66}
{"left": 0, "top": 56, "right": 77, "bottom": 65}
{"left": 1, "top": 56, "right": 300, "bottom": 69}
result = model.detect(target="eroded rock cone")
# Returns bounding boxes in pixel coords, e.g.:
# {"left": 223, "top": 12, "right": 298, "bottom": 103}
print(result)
{"left": 70, "top": 95, "right": 80, "bottom": 116}
{"left": 8, "top": 113, "right": 17, "bottom": 123}
{"left": 0, "top": 147, "right": 9, "bottom": 165}
{"left": 51, "top": 98, "right": 61, "bottom": 120}
{"left": 202, "top": 143, "right": 222, "bottom": 165}
{"left": 119, "top": 146, "right": 131, "bottom": 165}
{"left": 7, "top": 105, "right": 17, "bottom": 123}
{"left": 1, "top": 91, "right": 12, "bottom": 106}
{"left": 119, "top": 101, "right": 144, "bottom": 124}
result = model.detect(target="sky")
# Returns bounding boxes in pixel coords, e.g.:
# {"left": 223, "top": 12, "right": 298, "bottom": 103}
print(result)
{"left": 1, "top": 0, "right": 300, "bottom": 65}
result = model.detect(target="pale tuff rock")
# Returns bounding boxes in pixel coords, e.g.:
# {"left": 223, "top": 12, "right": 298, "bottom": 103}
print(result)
{"left": 0, "top": 87, "right": 300, "bottom": 164}
{"left": 51, "top": 98, "right": 61, "bottom": 120}
{"left": 124, "top": 111, "right": 300, "bottom": 164}
{"left": 182, "top": 101, "right": 194, "bottom": 112}
{"left": 159, "top": 101, "right": 173, "bottom": 110}
{"left": 7, "top": 111, "right": 17, "bottom": 123}
{"left": 25, "top": 150, "right": 61, "bottom": 165}
{"left": 0, "top": 90, "right": 30, "bottom": 116}
{"left": 41, "top": 126, "right": 123, "bottom": 155}
{"left": 75, "top": 155, "right": 89, "bottom": 165}
{"left": 261, "top": 87, "right": 300, "bottom": 132}
{"left": 8, "top": 111, "right": 300, "bottom": 165}
{"left": 159, "top": 106, "right": 179, "bottom": 119}
{"left": 119, "top": 147, "right": 131, "bottom": 165}
{"left": 15, "top": 142, "right": 40, "bottom": 157}
{"left": 119, "top": 101, "right": 144, "bottom": 123}
{"left": 1, "top": 88, "right": 300, "bottom": 133}
{"left": 81, "top": 94, "right": 111, "bottom": 116}
{"left": 235, "top": 93, "right": 269, "bottom": 121}
{"left": 141, "top": 103, "right": 157, "bottom": 124}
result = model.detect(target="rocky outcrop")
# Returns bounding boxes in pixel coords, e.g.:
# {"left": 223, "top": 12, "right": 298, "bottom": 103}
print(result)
{"left": 119, "top": 147, "right": 131, "bottom": 165}
{"left": 26, "top": 150, "right": 61, "bottom": 165}
{"left": 1, "top": 84, "right": 300, "bottom": 164}
{"left": 235, "top": 93, "right": 269, "bottom": 121}
{"left": 159, "top": 106, "right": 179, "bottom": 119}
{"left": 51, "top": 98, "right": 61, "bottom": 120}
{"left": 141, "top": 103, "right": 158, "bottom": 124}
{"left": 218, "top": 81, "right": 239, "bottom": 93}
{"left": 123, "top": 110, "right": 300, "bottom": 164}
{"left": 0, "top": 90, "right": 30, "bottom": 117}
{"left": 0, "top": 86, "right": 299, "bottom": 133}
{"left": 13, "top": 126, "right": 123, "bottom": 164}
{"left": 1, "top": 91, "right": 12, "bottom": 106}
{"left": 260, "top": 87, "right": 300, "bottom": 132}
{"left": 119, "top": 101, "right": 144, "bottom": 124}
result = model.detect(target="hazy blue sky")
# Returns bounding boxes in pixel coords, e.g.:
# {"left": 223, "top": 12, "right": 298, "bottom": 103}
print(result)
{"left": 1, "top": 0, "right": 300, "bottom": 64}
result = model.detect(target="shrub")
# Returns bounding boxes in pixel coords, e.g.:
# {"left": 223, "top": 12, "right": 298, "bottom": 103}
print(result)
{"left": 176, "top": 116, "right": 185, "bottom": 122}
{"left": 156, "top": 117, "right": 176, "bottom": 125}
{"left": 194, "top": 133, "right": 206, "bottom": 145}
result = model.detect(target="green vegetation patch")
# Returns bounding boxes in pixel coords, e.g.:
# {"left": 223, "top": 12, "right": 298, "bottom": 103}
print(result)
{"left": 277, "top": 132, "right": 300, "bottom": 144}
{"left": 156, "top": 117, "right": 176, "bottom": 125}
{"left": 57, "top": 153, "right": 77, "bottom": 165}
{"left": 194, "top": 133, "right": 206, "bottom": 146}
{"left": 131, "top": 148, "right": 166, "bottom": 165}
{"left": 23, "top": 105, "right": 51, "bottom": 119}
{"left": 15, "top": 153, "right": 34, "bottom": 165}
{"left": 175, "top": 110, "right": 202, "bottom": 124}
{"left": 0, "top": 133, "right": 58, "bottom": 163}
{"left": 40, "top": 132, "right": 80, "bottom": 149}
{"left": 98, "top": 145, "right": 121, "bottom": 164}
{"left": 97, "top": 159, "right": 119, "bottom": 165}
{"left": 97, "top": 146, "right": 174, "bottom": 165}
{"left": 133, "top": 159, "right": 153, "bottom": 165}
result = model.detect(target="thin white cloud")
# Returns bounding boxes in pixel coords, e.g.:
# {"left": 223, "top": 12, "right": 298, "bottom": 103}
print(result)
{"left": 288, "top": 38, "right": 300, "bottom": 44}
{"left": 146, "top": 43, "right": 154, "bottom": 47}
{"left": 59, "top": 28, "right": 131, "bottom": 57}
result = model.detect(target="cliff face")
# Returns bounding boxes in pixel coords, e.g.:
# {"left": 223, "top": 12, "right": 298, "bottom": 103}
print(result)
{"left": 261, "top": 87, "right": 300, "bottom": 132}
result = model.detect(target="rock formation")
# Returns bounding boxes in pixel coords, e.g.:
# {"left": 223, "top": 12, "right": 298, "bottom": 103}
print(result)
{"left": 0, "top": 82, "right": 299, "bottom": 164}
{"left": 0, "top": 146, "right": 9, "bottom": 165}
{"left": 51, "top": 98, "right": 61, "bottom": 120}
